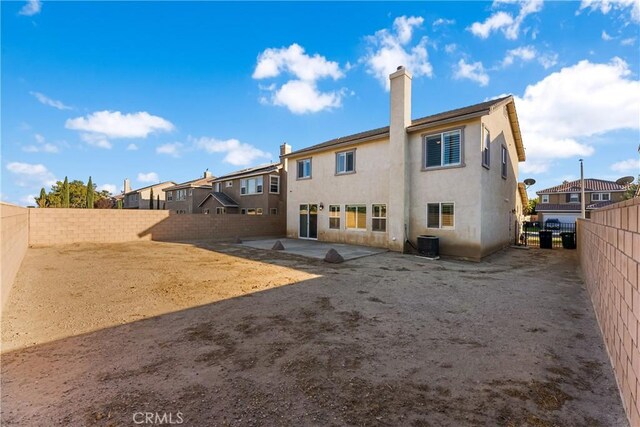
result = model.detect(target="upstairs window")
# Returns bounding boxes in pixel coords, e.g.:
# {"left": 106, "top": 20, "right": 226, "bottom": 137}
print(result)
{"left": 591, "top": 193, "right": 610, "bottom": 202}
{"left": 269, "top": 175, "right": 280, "bottom": 194}
{"left": 336, "top": 150, "right": 355, "bottom": 174}
{"left": 240, "top": 176, "right": 263, "bottom": 195}
{"left": 167, "top": 191, "right": 173, "bottom": 201}
{"left": 297, "top": 158, "right": 312, "bottom": 179}
{"left": 541, "top": 195, "right": 549, "bottom": 203}
{"left": 569, "top": 193, "right": 580, "bottom": 203}
{"left": 176, "top": 189, "right": 187, "bottom": 201}
{"left": 501, "top": 145, "right": 508, "bottom": 179}
{"left": 482, "top": 126, "right": 490, "bottom": 169}
{"left": 425, "top": 130, "right": 461, "bottom": 168}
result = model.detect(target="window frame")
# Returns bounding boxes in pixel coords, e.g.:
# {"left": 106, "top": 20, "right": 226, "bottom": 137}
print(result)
{"left": 167, "top": 191, "right": 173, "bottom": 201}
{"left": 269, "top": 175, "right": 280, "bottom": 194}
{"left": 216, "top": 207, "right": 226, "bottom": 214}
{"left": 541, "top": 195, "right": 549, "bottom": 203}
{"left": 335, "top": 149, "right": 356, "bottom": 175}
{"left": 501, "top": 145, "right": 508, "bottom": 179}
{"left": 270, "top": 208, "right": 278, "bottom": 215}
{"left": 481, "top": 125, "right": 490, "bottom": 169}
{"left": 214, "top": 182, "right": 221, "bottom": 192}
{"left": 569, "top": 193, "right": 580, "bottom": 203}
{"left": 423, "top": 127, "right": 465, "bottom": 170}
{"left": 345, "top": 204, "right": 367, "bottom": 230}
{"left": 591, "top": 193, "right": 610, "bottom": 202}
{"left": 203, "top": 209, "right": 210, "bottom": 215}
{"left": 329, "top": 205, "right": 341, "bottom": 230}
{"left": 225, "top": 181, "right": 233, "bottom": 188}
{"left": 240, "top": 176, "right": 264, "bottom": 196}
{"left": 297, "top": 158, "right": 312, "bottom": 180}
{"left": 371, "top": 204, "right": 387, "bottom": 232}
{"left": 426, "top": 202, "right": 455, "bottom": 230}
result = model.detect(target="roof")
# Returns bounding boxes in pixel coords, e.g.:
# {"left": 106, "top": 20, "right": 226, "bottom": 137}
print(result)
{"left": 163, "top": 176, "right": 212, "bottom": 191}
{"left": 536, "top": 202, "right": 614, "bottom": 212}
{"left": 211, "top": 164, "right": 280, "bottom": 182}
{"left": 198, "top": 192, "right": 239, "bottom": 208}
{"left": 124, "top": 181, "right": 176, "bottom": 195}
{"left": 284, "top": 95, "right": 525, "bottom": 161}
{"left": 537, "top": 178, "right": 627, "bottom": 194}
{"left": 587, "top": 200, "right": 617, "bottom": 209}
{"left": 518, "top": 183, "right": 528, "bottom": 207}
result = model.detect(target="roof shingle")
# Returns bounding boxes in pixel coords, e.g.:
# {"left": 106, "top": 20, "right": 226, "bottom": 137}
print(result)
{"left": 537, "top": 178, "right": 627, "bottom": 194}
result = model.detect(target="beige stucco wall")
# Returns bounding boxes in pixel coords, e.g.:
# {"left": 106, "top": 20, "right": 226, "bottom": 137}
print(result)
{"left": 577, "top": 198, "right": 640, "bottom": 426}
{"left": 478, "top": 104, "right": 521, "bottom": 257}
{"left": 286, "top": 138, "right": 391, "bottom": 248}
{"left": 1, "top": 203, "right": 29, "bottom": 313}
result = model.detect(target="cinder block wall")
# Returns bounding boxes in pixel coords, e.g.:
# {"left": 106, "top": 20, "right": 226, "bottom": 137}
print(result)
{"left": 1, "top": 203, "right": 29, "bottom": 312}
{"left": 578, "top": 197, "right": 640, "bottom": 426}
{"left": 28, "top": 209, "right": 286, "bottom": 246}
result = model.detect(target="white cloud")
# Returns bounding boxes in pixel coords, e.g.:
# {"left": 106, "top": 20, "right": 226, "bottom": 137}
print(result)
{"left": 19, "top": 194, "right": 38, "bottom": 206}
{"left": 19, "top": 0, "right": 41, "bottom": 16}
{"left": 6, "top": 162, "right": 56, "bottom": 187}
{"left": 126, "top": 143, "right": 139, "bottom": 151}
{"left": 156, "top": 142, "right": 183, "bottom": 158}
{"left": 621, "top": 37, "right": 637, "bottom": 45}
{"left": 97, "top": 184, "right": 117, "bottom": 194}
{"left": 602, "top": 30, "right": 614, "bottom": 40}
{"left": 469, "top": 0, "right": 543, "bottom": 40}
{"left": 502, "top": 46, "right": 537, "bottom": 67}
{"left": 22, "top": 133, "right": 59, "bottom": 153}
{"left": 453, "top": 59, "right": 490, "bottom": 86}
{"left": 515, "top": 57, "right": 640, "bottom": 172}
{"left": 444, "top": 43, "right": 457, "bottom": 53}
{"left": 137, "top": 172, "right": 159, "bottom": 183}
{"left": 433, "top": 18, "right": 456, "bottom": 28}
{"left": 578, "top": 0, "right": 640, "bottom": 23}
{"left": 611, "top": 158, "right": 640, "bottom": 172}
{"left": 538, "top": 52, "right": 559, "bottom": 69}
{"left": 362, "top": 16, "right": 433, "bottom": 90}
{"left": 66, "top": 111, "right": 174, "bottom": 148}
{"left": 193, "top": 137, "right": 271, "bottom": 166}
{"left": 253, "top": 44, "right": 345, "bottom": 114}
{"left": 29, "top": 91, "right": 71, "bottom": 110}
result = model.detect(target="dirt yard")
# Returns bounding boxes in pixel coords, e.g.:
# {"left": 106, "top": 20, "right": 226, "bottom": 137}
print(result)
{"left": 1, "top": 241, "right": 627, "bottom": 426}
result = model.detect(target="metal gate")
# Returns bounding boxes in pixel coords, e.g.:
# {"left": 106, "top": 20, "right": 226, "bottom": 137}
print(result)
{"left": 521, "top": 221, "right": 576, "bottom": 248}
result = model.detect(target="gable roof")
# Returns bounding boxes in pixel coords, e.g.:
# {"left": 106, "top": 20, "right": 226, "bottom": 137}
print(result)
{"left": 211, "top": 163, "right": 280, "bottom": 182}
{"left": 198, "top": 192, "right": 239, "bottom": 208}
{"left": 284, "top": 95, "right": 525, "bottom": 161}
{"left": 124, "top": 181, "right": 176, "bottom": 195}
{"left": 163, "top": 176, "right": 212, "bottom": 191}
{"left": 537, "top": 178, "right": 627, "bottom": 194}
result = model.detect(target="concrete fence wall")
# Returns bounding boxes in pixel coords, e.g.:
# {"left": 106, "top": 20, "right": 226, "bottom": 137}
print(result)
{"left": 577, "top": 197, "right": 640, "bottom": 426}
{"left": 1, "top": 203, "right": 30, "bottom": 312}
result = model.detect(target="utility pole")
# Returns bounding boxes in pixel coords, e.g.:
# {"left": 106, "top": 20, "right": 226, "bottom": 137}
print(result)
{"left": 579, "top": 159, "right": 585, "bottom": 219}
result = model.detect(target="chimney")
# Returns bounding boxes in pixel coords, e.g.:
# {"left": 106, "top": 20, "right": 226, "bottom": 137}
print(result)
{"left": 388, "top": 65, "right": 412, "bottom": 252}
{"left": 124, "top": 178, "right": 131, "bottom": 194}
{"left": 204, "top": 169, "right": 212, "bottom": 179}
{"left": 280, "top": 143, "right": 292, "bottom": 157}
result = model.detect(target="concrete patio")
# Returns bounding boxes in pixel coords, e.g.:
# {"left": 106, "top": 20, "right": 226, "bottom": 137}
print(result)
{"left": 239, "top": 237, "right": 388, "bottom": 261}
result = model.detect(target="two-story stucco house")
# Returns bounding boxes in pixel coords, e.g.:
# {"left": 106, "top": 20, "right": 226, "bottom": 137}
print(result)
{"left": 163, "top": 171, "right": 213, "bottom": 214}
{"left": 535, "top": 178, "right": 628, "bottom": 223}
{"left": 282, "top": 66, "right": 526, "bottom": 261}
{"left": 122, "top": 179, "right": 176, "bottom": 210}
{"left": 198, "top": 163, "right": 285, "bottom": 216}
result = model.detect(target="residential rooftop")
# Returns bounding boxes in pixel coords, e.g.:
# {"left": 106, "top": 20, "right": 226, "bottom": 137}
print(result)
{"left": 537, "top": 178, "right": 628, "bottom": 194}
{"left": 211, "top": 163, "right": 280, "bottom": 181}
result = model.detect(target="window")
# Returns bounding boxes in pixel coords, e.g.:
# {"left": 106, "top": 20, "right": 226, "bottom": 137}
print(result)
{"left": 345, "top": 205, "right": 366, "bottom": 230}
{"left": 569, "top": 193, "right": 580, "bottom": 203}
{"left": 176, "top": 209, "right": 186, "bottom": 214}
{"left": 167, "top": 191, "right": 173, "bottom": 201}
{"left": 425, "top": 130, "right": 461, "bottom": 168}
{"left": 329, "top": 205, "right": 340, "bottom": 229}
{"left": 240, "top": 177, "right": 263, "bottom": 195}
{"left": 188, "top": 189, "right": 193, "bottom": 196}
{"left": 482, "top": 126, "right": 490, "bottom": 169}
{"left": 203, "top": 209, "right": 210, "bottom": 215}
{"left": 241, "top": 208, "right": 247, "bottom": 215}
{"left": 270, "top": 208, "right": 278, "bottom": 215}
{"left": 297, "top": 158, "right": 312, "bottom": 179}
{"left": 176, "top": 189, "right": 187, "bottom": 201}
{"left": 592, "top": 193, "right": 610, "bottom": 202}
{"left": 246, "top": 208, "right": 257, "bottom": 215}
{"left": 216, "top": 207, "right": 226, "bottom": 214}
{"left": 214, "top": 182, "right": 221, "bottom": 192}
{"left": 336, "top": 150, "right": 355, "bottom": 174}
{"left": 372, "top": 204, "right": 387, "bottom": 232}
{"left": 541, "top": 195, "right": 549, "bottom": 203}
{"left": 501, "top": 146, "right": 508, "bottom": 179}
{"left": 269, "top": 175, "right": 280, "bottom": 194}
{"left": 427, "top": 203, "right": 455, "bottom": 229}
{"left": 226, "top": 181, "right": 233, "bottom": 188}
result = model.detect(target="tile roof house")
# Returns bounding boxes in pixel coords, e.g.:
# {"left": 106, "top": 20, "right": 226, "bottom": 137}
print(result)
{"left": 535, "top": 178, "right": 628, "bottom": 222}
{"left": 162, "top": 170, "right": 213, "bottom": 214}
{"left": 282, "top": 66, "right": 527, "bottom": 261}
{"left": 122, "top": 179, "right": 176, "bottom": 209}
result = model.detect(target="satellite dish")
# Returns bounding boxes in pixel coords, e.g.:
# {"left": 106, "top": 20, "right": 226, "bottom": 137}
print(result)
{"left": 616, "top": 176, "right": 634, "bottom": 186}
{"left": 523, "top": 178, "right": 536, "bottom": 187}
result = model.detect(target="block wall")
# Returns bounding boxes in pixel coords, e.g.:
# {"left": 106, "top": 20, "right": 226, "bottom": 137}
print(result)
{"left": 1, "top": 203, "right": 29, "bottom": 312}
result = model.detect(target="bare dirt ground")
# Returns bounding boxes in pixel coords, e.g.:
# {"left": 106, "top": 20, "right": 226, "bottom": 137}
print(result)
{"left": 1, "top": 241, "right": 627, "bottom": 426}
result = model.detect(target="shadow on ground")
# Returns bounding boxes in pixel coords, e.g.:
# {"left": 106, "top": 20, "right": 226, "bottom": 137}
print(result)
{"left": 1, "top": 243, "right": 628, "bottom": 426}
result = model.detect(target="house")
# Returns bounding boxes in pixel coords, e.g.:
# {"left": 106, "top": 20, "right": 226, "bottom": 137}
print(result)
{"left": 535, "top": 178, "right": 628, "bottom": 223}
{"left": 122, "top": 179, "right": 176, "bottom": 209}
{"left": 198, "top": 163, "right": 285, "bottom": 216}
{"left": 282, "top": 66, "right": 526, "bottom": 261}
{"left": 163, "top": 171, "right": 213, "bottom": 214}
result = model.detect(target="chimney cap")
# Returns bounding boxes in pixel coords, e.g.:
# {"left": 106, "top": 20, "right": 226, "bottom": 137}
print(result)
{"left": 397, "top": 65, "right": 404, "bottom": 70}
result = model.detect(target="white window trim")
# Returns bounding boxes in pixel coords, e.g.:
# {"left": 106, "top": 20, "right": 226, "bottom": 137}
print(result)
{"left": 328, "top": 204, "right": 341, "bottom": 230}
{"left": 345, "top": 204, "right": 367, "bottom": 231}
{"left": 569, "top": 193, "right": 580, "bottom": 203}
{"left": 297, "top": 158, "right": 312, "bottom": 180}
{"left": 541, "top": 195, "right": 549, "bottom": 203}
{"left": 591, "top": 193, "right": 610, "bottom": 202}
{"left": 216, "top": 207, "right": 226, "bottom": 214}
{"left": 225, "top": 181, "right": 233, "bottom": 188}
{"left": 501, "top": 145, "right": 508, "bottom": 179}
{"left": 335, "top": 149, "right": 356, "bottom": 175}
{"left": 426, "top": 202, "right": 455, "bottom": 230}
{"left": 423, "top": 127, "right": 465, "bottom": 170}
{"left": 371, "top": 203, "right": 387, "bottom": 233}
{"left": 269, "top": 175, "right": 280, "bottom": 194}
{"left": 481, "top": 125, "right": 490, "bottom": 169}
{"left": 240, "top": 176, "right": 264, "bottom": 196}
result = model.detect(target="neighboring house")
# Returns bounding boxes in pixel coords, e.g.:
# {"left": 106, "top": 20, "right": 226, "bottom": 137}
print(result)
{"left": 198, "top": 163, "right": 285, "bottom": 216}
{"left": 282, "top": 66, "right": 526, "bottom": 261}
{"left": 122, "top": 178, "right": 176, "bottom": 209}
{"left": 535, "top": 178, "right": 627, "bottom": 223}
{"left": 163, "top": 171, "right": 213, "bottom": 214}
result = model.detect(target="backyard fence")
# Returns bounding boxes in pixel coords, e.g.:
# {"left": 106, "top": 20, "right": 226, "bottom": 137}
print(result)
{"left": 521, "top": 221, "right": 577, "bottom": 249}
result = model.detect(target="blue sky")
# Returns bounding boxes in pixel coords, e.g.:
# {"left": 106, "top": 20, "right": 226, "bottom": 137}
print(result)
{"left": 2, "top": 0, "right": 639, "bottom": 205}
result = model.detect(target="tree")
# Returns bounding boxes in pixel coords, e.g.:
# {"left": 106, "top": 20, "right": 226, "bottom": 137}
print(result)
{"left": 117, "top": 199, "right": 123, "bottom": 209}
{"left": 623, "top": 176, "right": 639, "bottom": 200}
{"left": 86, "top": 176, "right": 94, "bottom": 209}
{"left": 63, "top": 177, "right": 70, "bottom": 208}
{"left": 156, "top": 194, "right": 160, "bottom": 209}
{"left": 40, "top": 179, "right": 112, "bottom": 208}
{"left": 149, "top": 188, "right": 154, "bottom": 209}
{"left": 525, "top": 198, "right": 538, "bottom": 215}
{"left": 36, "top": 187, "right": 48, "bottom": 208}
{"left": 94, "top": 198, "right": 113, "bottom": 209}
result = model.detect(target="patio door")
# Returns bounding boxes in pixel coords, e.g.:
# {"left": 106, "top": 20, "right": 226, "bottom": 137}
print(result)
{"left": 299, "top": 204, "right": 318, "bottom": 239}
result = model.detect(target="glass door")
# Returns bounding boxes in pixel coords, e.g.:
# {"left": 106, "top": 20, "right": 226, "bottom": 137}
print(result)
{"left": 299, "top": 204, "right": 318, "bottom": 239}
